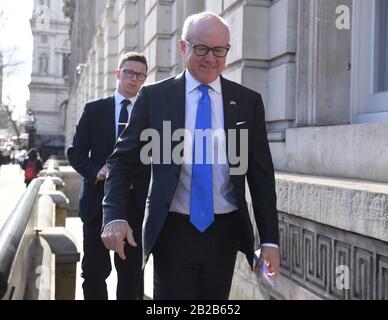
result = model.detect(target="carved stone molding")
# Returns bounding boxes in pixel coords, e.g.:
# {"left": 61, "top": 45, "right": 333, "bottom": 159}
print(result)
{"left": 278, "top": 212, "right": 388, "bottom": 300}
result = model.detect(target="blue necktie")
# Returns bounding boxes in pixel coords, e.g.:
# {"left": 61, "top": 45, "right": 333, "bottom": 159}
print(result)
{"left": 118, "top": 99, "right": 130, "bottom": 138}
{"left": 190, "top": 84, "right": 214, "bottom": 232}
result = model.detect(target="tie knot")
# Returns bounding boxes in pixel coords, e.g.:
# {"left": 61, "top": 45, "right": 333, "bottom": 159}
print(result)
{"left": 121, "top": 99, "right": 131, "bottom": 108}
{"left": 198, "top": 84, "right": 210, "bottom": 95}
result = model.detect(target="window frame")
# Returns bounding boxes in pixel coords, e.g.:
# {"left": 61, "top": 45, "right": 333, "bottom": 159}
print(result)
{"left": 351, "top": 0, "right": 388, "bottom": 123}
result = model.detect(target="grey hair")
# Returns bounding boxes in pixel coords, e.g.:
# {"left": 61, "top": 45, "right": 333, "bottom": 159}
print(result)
{"left": 181, "top": 11, "right": 230, "bottom": 41}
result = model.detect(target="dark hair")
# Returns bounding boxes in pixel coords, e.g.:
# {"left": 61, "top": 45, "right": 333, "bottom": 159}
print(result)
{"left": 27, "top": 148, "right": 38, "bottom": 161}
{"left": 118, "top": 52, "right": 148, "bottom": 72}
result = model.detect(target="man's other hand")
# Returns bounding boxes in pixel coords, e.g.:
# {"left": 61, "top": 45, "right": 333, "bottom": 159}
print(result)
{"left": 95, "top": 164, "right": 109, "bottom": 183}
{"left": 254, "top": 246, "right": 280, "bottom": 278}
{"left": 101, "top": 220, "right": 137, "bottom": 260}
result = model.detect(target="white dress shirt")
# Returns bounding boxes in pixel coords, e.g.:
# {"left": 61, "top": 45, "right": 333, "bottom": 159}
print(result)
{"left": 114, "top": 90, "right": 137, "bottom": 140}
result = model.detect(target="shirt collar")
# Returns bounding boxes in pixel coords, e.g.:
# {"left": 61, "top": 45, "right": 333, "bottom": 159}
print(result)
{"left": 185, "top": 69, "right": 221, "bottom": 94}
{"left": 115, "top": 90, "right": 136, "bottom": 105}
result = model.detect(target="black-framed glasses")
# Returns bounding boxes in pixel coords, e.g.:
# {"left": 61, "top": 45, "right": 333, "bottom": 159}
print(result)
{"left": 120, "top": 69, "right": 147, "bottom": 81}
{"left": 183, "top": 39, "right": 230, "bottom": 58}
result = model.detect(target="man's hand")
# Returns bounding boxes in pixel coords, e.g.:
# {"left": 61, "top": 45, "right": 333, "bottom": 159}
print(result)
{"left": 95, "top": 164, "right": 109, "bottom": 183}
{"left": 254, "top": 246, "right": 280, "bottom": 278}
{"left": 101, "top": 220, "right": 137, "bottom": 260}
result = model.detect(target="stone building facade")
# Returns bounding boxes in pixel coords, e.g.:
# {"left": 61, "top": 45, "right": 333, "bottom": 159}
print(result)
{"left": 64, "top": 0, "right": 388, "bottom": 299}
{"left": 27, "top": 0, "right": 71, "bottom": 159}
{"left": 0, "top": 52, "right": 7, "bottom": 130}
{"left": 0, "top": 52, "right": 3, "bottom": 107}
{"left": 0, "top": 52, "right": 13, "bottom": 140}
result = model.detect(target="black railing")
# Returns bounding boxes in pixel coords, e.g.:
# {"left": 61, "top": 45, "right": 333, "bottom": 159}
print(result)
{"left": 0, "top": 178, "right": 44, "bottom": 299}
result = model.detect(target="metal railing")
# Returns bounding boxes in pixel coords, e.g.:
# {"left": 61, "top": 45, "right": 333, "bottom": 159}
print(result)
{"left": 0, "top": 159, "right": 80, "bottom": 300}
{"left": 0, "top": 179, "right": 43, "bottom": 299}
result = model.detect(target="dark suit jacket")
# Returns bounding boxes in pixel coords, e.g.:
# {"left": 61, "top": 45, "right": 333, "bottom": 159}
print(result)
{"left": 103, "top": 71, "right": 279, "bottom": 267}
{"left": 67, "top": 96, "right": 150, "bottom": 225}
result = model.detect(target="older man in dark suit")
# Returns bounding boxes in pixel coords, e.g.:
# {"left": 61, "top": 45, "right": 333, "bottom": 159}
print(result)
{"left": 67, "top": 52, "right": 150, "bottom": 300}
{"left": 102, "top": 12, "right": 279, "bottom": 300}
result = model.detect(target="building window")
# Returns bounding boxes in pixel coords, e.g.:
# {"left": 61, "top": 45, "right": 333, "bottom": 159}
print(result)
{"left": 374, "top": 0, "right": 388, "bottom": 92}
{"left": 40, "top": 0, "right": 50, "bottom": 8}
{"left": 39, "top": 53, "right": 48, "bottom": 75}
{"left": 351, "top": 0, "right": 388, "bottom": 123}
{"left": 41, "top": 34, "right": 48, "bottom": 43}
{"left": 62, "top": 53, "right": 70, "bottom": 77}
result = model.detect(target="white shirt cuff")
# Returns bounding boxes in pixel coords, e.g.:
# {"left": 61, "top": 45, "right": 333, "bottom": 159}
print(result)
{"left": 261, "top": 243, "right": 279, "bottom": 248}
{"left": 104, "top": 219, "right": 128, "bottom": 230}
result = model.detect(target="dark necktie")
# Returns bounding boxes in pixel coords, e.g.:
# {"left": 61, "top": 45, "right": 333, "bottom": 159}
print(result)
{"left": 118, "top": 99, "right": 130, "bottom": 138}
{"left": 190, "top": 84, "right": 214, "bottom": 232}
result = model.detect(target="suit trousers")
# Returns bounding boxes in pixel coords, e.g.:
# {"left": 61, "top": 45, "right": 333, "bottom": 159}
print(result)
{"left": 81, "top": 190, "right": 143, "bottom": 300}
{"left": 152, "top": 211, "right": 240, "bottom": 300}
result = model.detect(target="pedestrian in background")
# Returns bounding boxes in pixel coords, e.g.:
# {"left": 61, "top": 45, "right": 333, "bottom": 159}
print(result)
{"left": 22, "top": 148, "right": 43, "bottom": 187}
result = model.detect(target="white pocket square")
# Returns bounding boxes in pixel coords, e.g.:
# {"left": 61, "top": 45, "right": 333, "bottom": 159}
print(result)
{"left": 236, "top": 121, "right": 247, "bottom": 126}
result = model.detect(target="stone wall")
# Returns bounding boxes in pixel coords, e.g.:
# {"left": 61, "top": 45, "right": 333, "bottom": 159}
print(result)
{"left": 230, "top": 174, "right": 388, "bottom": 300}
{"left": 272, "top": 123, "right": 388, "bottom": 183}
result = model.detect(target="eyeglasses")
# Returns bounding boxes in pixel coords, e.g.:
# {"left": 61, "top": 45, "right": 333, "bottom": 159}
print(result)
{"left": 183, "top": 39, "right": 230, "bottom": 58}
{"left": 120, "top": 69, "right": 147, "bottom": 81}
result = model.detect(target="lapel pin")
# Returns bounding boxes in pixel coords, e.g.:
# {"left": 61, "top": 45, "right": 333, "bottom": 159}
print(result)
{"left": 229, "top": 100, "right": 237, "bottom": 106}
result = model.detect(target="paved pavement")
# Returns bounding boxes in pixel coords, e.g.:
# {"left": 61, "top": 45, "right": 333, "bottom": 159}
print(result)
{"left": 65, "top": 216, "right": 154, "bottom": 300}
{"left": 0, "top": 164, "right": 26, "bottom": 230}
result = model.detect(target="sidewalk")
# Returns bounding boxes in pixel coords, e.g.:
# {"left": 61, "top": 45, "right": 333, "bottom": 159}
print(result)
{"left": 65, "top": 216, "right": 154, "bottom": 300}
{"left": 0, "top": 164, "right": 26, "bottom": 230}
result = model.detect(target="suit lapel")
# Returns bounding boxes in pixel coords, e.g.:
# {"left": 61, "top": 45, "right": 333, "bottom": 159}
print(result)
{"left": 168, "top": 71, "right": 186, "bottom": 134}
{"left": 106, "top": 95, "right": 116, "bottom": 151}
{"left": 164, "top": 71, "right": 186, "bottom": 191}
{"left": 221, "top": 76, "right": 237, "bottom": 165}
